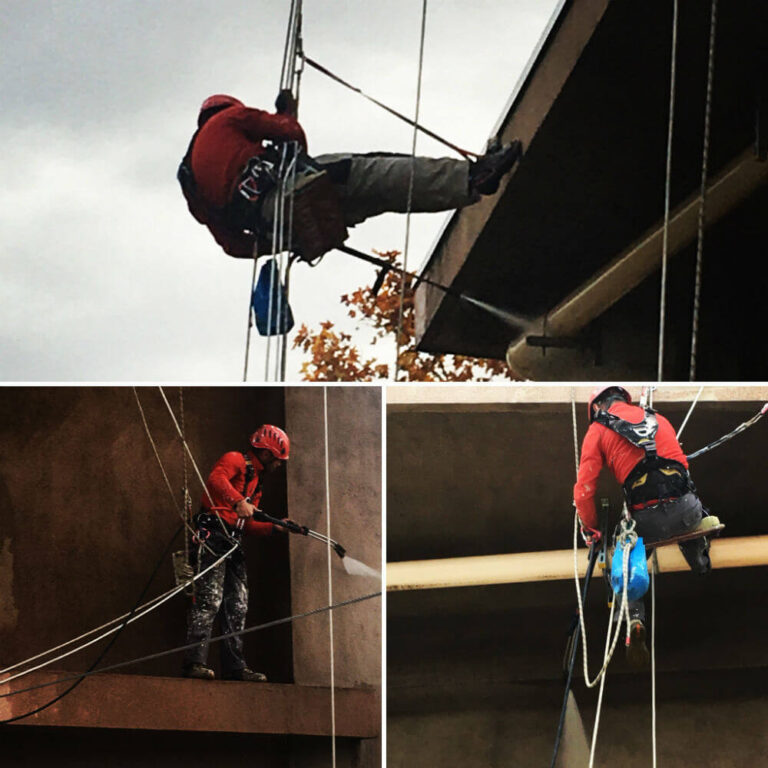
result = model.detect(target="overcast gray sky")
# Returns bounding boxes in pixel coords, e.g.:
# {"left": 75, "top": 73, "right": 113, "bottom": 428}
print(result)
{"left": 1, "top": 0, "right": 561, "bottom": 382}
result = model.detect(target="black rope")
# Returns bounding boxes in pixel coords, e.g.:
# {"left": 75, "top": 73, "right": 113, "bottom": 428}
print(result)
{"left": 1, "top": 523, "right": 184, "bottom": 725}
{"left": 1, "top": 591, "right": 380, "bottom": 702}
{"left": 686, "top": 404, "right": 767, "bottom": 461}
{"left": 549, "top": 541, "right": 601, "bottom": 768}
{"left": 302, "top": 55, "right": 478, "bottom": 159}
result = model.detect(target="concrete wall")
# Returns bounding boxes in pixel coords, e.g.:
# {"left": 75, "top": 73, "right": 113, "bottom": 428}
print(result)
{"left": 387, "top": 392, "right": 768, "bottom": 768}
{"left": 0, "top": 386, "right": 292, "bottom": 681}
{"left": 286, "top": 386, "right": 383, "bottom": 768}
{"left": 0, "top": 386, "right": 382, "bottom": 767}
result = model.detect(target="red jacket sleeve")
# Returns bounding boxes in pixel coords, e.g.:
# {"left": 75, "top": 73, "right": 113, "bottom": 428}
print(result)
{"left": 235, "top": 109, "right": 308, "bottom": 151}
{"left": 207, "top": 452, "right": 249, "bottom": 507}
{"left": 573, "top": 424, "right": 604, "bottom": 530}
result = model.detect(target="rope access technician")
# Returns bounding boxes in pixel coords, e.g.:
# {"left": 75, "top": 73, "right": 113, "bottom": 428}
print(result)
{"left": 573, "top": 386, "right": 720, "bottom": 667}
{"left": 183, "top": 424, "right": 304, "bottom": 682}
{"left": 178, "top": 92, "right": 522, "bottom": 262}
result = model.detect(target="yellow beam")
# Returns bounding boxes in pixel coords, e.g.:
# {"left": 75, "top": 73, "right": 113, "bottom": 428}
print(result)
{"left": 506, "top": 149, "right": 768, "bottom": 378}
{"left": 387, "top": 535, "right": 768, "bottom": 591}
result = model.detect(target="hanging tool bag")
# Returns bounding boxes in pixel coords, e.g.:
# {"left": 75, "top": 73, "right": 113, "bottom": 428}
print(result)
{"left": 610, "top": 536, "right": 649, "bottom": 601}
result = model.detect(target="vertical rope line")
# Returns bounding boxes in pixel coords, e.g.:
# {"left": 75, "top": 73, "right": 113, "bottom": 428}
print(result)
{"left": 658, "top": 0, "right": 679, "bottom": 381}
{"left": 690, "top": 0, "right": 718, "bottom": 382}
{"left": 677, "top": 384, "right": 704, "bottom": 441}
{"left": 394, "top": 0, "right": 428, "bottom": 382}
{"left": 265, "top": 147, "right": 289, "bottom": 381}
{"left": 570, "top": 388, "right": 579, "bottom": 467}
{"left": 323, "top": 387, "right": 337, "bottom": 768}
{"left": 651, "top": 551, "right": 658, "bottom": 768}
{"left": 243, "top": 249, "right": 259, "bottom": 382}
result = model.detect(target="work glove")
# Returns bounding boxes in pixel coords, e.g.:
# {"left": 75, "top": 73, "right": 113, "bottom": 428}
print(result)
{"left": 580, "top": 526, "right": 602, "bottom": 547}
{"left": 275, "top": 89, "right": 298, "bottom": 117}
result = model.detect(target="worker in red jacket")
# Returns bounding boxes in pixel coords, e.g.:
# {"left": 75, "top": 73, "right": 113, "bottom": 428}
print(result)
{"left": 573, "top": 386, "right": 717, "bottom": 667}
{"left": 178, "top": 92, "right": 522, "bottom": 260}
{"left": 183, "top": 424, "right": 303, "bottom": 682}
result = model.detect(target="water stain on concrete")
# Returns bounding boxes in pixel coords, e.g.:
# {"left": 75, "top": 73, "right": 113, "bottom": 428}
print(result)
{"left": 0, "top": 536, "right": 19, "bottom": 634}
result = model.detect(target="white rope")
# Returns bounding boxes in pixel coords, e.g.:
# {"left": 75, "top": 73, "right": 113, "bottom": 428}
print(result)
{"left": 157, "top": 386, "right": 239, "bottom": 545}
{"left": 570, "top": 389, "right": 630, "bottom": 691}
{"left": 651, "top": 550, "right": 659, "bottom": 768}
{"left": 243, "top": 250, "right": 259, "bottom": 382}
{"left": 323, "top": 387, "right": 337, "bottom": 768}
{"left": 0, "top": 541, "right": 238, "bottom": 685}
{"left": 588, "top": 594, "right": 616, "bottom": 768}
{"left": 571, "top": 388, "right": 580, "bottom": 474}
{"left": 677, "top": 384, "right": 705, "bottom": 441}
{"left": 573, "top": 513, "right": 632, "bottom": 689}
{"left": 689, "top": 0, "right": 718, "bottom": 382}
{"left": 133, "top": 388, "right": 215, "bottom": 556}
{"left": 657, "top": 0, "right": 679, "bottom": 381}
{"left": 394, "top": 0, "right": 428, "bottom": 382}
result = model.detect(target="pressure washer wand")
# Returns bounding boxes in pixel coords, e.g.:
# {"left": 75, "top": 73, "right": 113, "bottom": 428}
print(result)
{"left": 254, "top": 509, "right": 346, "bottom": 558}
{"left": 336, "top": 245, "right": 467, "bottom": 302}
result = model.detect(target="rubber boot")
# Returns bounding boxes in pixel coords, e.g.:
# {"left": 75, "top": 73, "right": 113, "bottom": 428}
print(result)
{"left": 182, "top": 663, "right": 215, "bottom": 680}
{"left": 469, "top": 140, "right": 523, "bottom": 195}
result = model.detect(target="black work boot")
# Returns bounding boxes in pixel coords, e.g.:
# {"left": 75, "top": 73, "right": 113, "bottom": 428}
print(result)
{"left": 469, "top": 139, "right": 523, "bottom": 195}
{"left": 679, "top": 536, "right": 712, "bottom": 575}
{"left": 223, "top": 667, "right": 268, "bottom": 682}
{"left": 626, "top": 619, "right": 650, "bottom": 669}
{"left": 182, "top": 663, "right": 215, "bottom": 680}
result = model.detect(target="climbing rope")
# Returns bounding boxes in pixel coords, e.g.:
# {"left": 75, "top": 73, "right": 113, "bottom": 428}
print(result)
{"left": 676, "top": 384, "right": 705, "bottom": 441}
{"left": 686, "top": 402, "right": 768, "bottom": 460}
{"left": 323, "top": 387, "right": 337, "bottom": 768}
{"left": 132, "top": 388, "right": 214, "bottom": 555}
{"left": 0, "top": 540, "right": 238, "bottom": 687}
{"left": 657, "top": 0, "right": 679, "bottom": 381}
{"left": 243, "top": 0, "right": 303, "bottom": 382}
{"left": 157, "top": 386, "right": 239, "bottom": 547}
{"left": 1, "top": 591, "right": 381, "bottom": 709}
{"left": 301, "top": 55, "right": 477, "bottom": 160}
{"left": 394, "top": 0, "right": 428, "bottom": 382}
{"left": 689, "top": 0, "right": 718, "bottom": 382}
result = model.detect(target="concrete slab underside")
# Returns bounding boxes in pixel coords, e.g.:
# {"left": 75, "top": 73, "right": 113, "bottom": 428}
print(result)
{"left": 386, "top": 396, "right": 768, "bottom": 766}
{"left": 416, "top": 0, "right": 768, "bottom": 379}
{"left": 3, "top": 672, "right": 379, "bottom": 737}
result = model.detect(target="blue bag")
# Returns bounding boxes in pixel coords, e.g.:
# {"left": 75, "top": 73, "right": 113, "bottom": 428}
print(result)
{"left": 252, "top": 260, "right": 294, "bottom": 336}
{"left": 611, "top": 536, "right": 649, "bottom": 601}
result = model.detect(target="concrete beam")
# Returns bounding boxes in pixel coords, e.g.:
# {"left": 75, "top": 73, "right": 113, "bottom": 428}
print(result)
{"left": 387, "top": 384, "right": 768, "bottom": 411}
{"left": 387, "top": 535, "right": 768, "bottom": 591}
{"left": 415, "top": 0, "right": 611, "bottom": 344}
{"left": 506, "top": 149, "right": 768, "bottom": 378}
{"left": 1, "top": 672, "right": 379, "bottom": 738}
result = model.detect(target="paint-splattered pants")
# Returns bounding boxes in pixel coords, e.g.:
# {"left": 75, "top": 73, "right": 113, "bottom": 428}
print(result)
{"left": 183, "top": 526, "right": 248, "bottom": 675}
{"left": 260, "top": 153, "right": 478, "bottom": 228}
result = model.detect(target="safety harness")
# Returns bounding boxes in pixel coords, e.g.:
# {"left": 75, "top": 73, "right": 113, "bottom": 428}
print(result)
{"left": 179, "top": 130, "right": 346, "bottom": 262}
{"left": 177, "top": 131, "right": 279, "bottom": 238}
{"left": 594, "top": 407, "right": 694, "bottom": 509}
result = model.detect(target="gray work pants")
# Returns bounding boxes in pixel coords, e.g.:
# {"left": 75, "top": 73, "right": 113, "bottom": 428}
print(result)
{"left": 261, "top": 152, "right": 477, "bottom": 229}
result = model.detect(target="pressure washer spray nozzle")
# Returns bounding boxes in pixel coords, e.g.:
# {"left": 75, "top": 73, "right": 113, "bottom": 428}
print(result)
{"left": 333, "top": 542, "right": 347, "bottom": 559}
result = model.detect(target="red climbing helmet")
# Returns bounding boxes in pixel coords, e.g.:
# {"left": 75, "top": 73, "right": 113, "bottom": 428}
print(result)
{"left": 250, "top": 425, "right": 290, "bottom": 460}
{"left": 198, "top": 94, "right": 243, "bottom": 126}
{"left": 587, "top": 385, "right": 631, "bottom": 422}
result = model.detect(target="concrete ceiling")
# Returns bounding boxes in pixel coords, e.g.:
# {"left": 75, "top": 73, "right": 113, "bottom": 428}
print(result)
{"left": 414, "top": 0, "right": 768, "bottom": 380}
